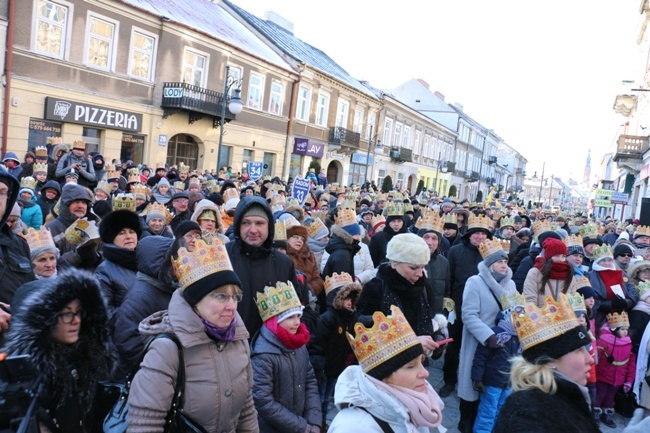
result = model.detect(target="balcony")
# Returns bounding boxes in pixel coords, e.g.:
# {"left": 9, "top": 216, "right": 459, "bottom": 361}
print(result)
{"left": 614, "top": 134, "right": 648, "bottom": 173}
{"left": 161, "top": 82, "right": 236, "bottom": 127}
{"left": 390, "top": 146, "right": 413, "bottom": 163}
{"left": 329, "top": 127, "right": 361, "bottom": 149}
{"left": 464, "top": 170, "right": 479, "bottom": 182}
{"left": 488, "top": 156, "right": 497, "bottom": 164}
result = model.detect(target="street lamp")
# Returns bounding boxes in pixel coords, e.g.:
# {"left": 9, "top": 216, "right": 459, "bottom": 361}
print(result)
{"left": 216, "top": 65, "right": 244, "bottom": 171}
{"left": 532, "top": 162, "right": 545, "bottom": 207}
{"left": 433, "top": 150, "right": 448, "bottom": 196}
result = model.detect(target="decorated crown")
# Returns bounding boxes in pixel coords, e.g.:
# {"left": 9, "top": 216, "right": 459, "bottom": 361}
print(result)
{"left": 130, "top": 183, "right": 151, "bottom": 197}
{"left": 324, "top": 272, "right": 354, "bottom": 295}
{"left": 173, "top": 181, "right": 186, "bottom": 191}
{"left": 64, "top": 218, "right": 100, "bottom": 247}
{"left": 567, "top": 293, "right": 587, "bottom": 314}
{"left": 592, "top": 244, "right": 613, "bottom": 262}
{"left": 171, "top": 238, "right": 233, "bottom": 291}
{"left": 478, "top": 238, "right": 506, "bottom": 260}
{"left": 418, "top": 213, "right": 444, "bottom": 234}
{"left": 500, "top": 216, "right": 515, "bottom": 228}
{"left": 442, "top": 297, "right": 455, "bottom": 313}
{"left": 532, "top": 219, "right": 552, "bottom": 235}
{"left": 112, "top": 193, "right": 136, "bottom": 212}
{"left": 223, "top": 188, "right": 239, "bottom": 203}
{"left": 579, "top": 223, "right": 600, "bottom": 240}
{"left": 106, "top": 168, "right": 121, "bottom": 181}
{"left": 371, "top": 214, "right": 386, "bottom": 228}
{"left": 403, "top": 204, "right": 414, "bottom": 213}
{"left": 47, "top": 137, "right": 62, "bottom": 145}
{"left": 635, "top": 225, "right": 650, "bottom": 238}
{"left": 376, "top": 193, "right": 387, "bottom": 202}
{"left": 104, "top": 163, "right": 115, "bottom": 172}
{"left": 20, "top": 176, "right": 37, "bottom": 190}
{"left": 255, "top": 281, "right": 302, "bottom": 322}
{"left": 341, "top": 199, "right": 357, "bottom": 210}
{"left": 572, "top": 275, "right": 592, "bottom": 290}
{"left": 274, "top": 219, "right": 287, "bottom": 241}
{"left": 145, "top": 202, "right": 173, "bottom": 224}
{"left": 501, "top": 292, "right": 526, "bottom": 311}
{"left": 35, "top": 146, "right": 48, "bottom": 158}
{"left": 310, "top": 210, "right": 328, "bottom": 222}
{"left": 564, "top": 234, "right": 583, "bottom": 248}
{"left": 468, "top": 214, "right": 492, "bottom": 231}
{"left": 606, "top": 311, "right": 630, "bottom": 329}
{"left": 347, "top": 305, "right": 420, "bottom": 375}
{"left": 33, "top": 162, "right": 48, "bottom": 174}
{"left": 498, "top": 238, "right": 511, "bottom": 252}
{"left": 127, "top": 170, "right": 141, "bottom": 184}
{"left": 285, "top": 197, "right": 300, "bottom": 208}
{"left": 72, "top": 139, "right": 85, "bottom": 150}
{"left": 305, "top": 216, "right": 327, "bottom": 239}
{"left": 512, "top": 293, "right": 581, "bottom": 351}
{"left": 386, "top": 203, "right": 404, "bottom": 217}
{"left": 20, "top": 227, "right": 56, "bottom": 254}
{"left": 178, "top": 163, "right": 190, "bottom": 174}
{"left": 335, "top": 208, "right": 357, "bottom": 227}
{"left": 638, "top": 281, "right": 650, "bottom": 299}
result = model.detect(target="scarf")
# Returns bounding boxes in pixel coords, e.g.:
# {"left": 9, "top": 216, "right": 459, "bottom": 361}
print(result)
{"left": 534, "top": 257, "right": 570, "bottom": 280}
{"left": 35, "top": 268, "right": 58, "bottom": 279}
{"left": 368, "top": 375, "right": 444, "bottom": 428}
{"left": 573, "top": 263, "right": 585, "bottom": 277}
{"left": 495, "top": 319, "right": 519, "bottom": 347}
{"left": 202, "top": 315, "right": 237, "bottom": 342}
{"left": 152, "top": 190, "right": 172, "bottom": 204}
{"left": 102, "top": 244, "right": 138, "bottom": 271}
{"left": 307, "top": 238, "right": 327, "bottom": 254}
{"left": 491, "top": 270, "right": 506, "bottom": 282}
{"left": 264, "top": 316, "right": 310, "bottom": 350}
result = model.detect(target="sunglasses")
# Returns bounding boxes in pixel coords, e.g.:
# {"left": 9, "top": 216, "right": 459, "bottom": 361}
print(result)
{"left": 618, "top": 253, "right": 634, "bottom": 258}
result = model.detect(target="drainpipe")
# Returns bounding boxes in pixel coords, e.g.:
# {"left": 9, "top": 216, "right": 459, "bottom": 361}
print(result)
{"left": 282, "top": 73, "right": 301, "bottom": 180}
{"left": 2, "top": 0, "right": 15, "bottom": 156}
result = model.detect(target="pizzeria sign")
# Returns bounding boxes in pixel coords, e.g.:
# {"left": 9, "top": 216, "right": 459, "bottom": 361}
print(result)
{"left": 44, "top": 97, "right": 143, "bottom": 132}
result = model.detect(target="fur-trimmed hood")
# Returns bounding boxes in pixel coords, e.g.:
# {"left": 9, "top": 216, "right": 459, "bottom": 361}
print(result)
{"left": 191, "top": 198, "right": 224, "bottom": 233}
{"left": 330, "top": 282, "right": 362, "bottom": 310}
{"left": 330, "top": 224, "right": 356, "bottom": 245}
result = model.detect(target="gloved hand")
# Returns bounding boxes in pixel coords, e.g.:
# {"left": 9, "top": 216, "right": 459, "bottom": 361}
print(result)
{"left": 473, "top": 381, "right": 486, "bottom": 394}
{"left": 486, "top": 334, "right": 501, "bottom": 348}
{"left": 624, "top": 382, "right": 632, "bottom": 393}
{"left": 432, "top": 314, "right": 448, "bottom": 333}
{"left": 611, "top": 296, "right": 627, "bottom": 310}
{"left": 622, "top": 408, "right": 650, "bottom": 433}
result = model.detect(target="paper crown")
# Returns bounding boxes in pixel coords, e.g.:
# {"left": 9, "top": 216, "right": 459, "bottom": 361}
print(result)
{"left": 635, "top": 225, "right": 650, "bottom": 238}
{"left": 418, "top": 213, "right": 444, "bottom": 234}
{"left": 324, "top": 272, "right": 354, "bottom": 295}
{"left": 255, "top": 281, "right": 302, "bottom": 322}
{"left": 501, "top": 292, "right": 526, "bottom": 311}
{"left": 567, "top": 293, "right": 587, "bottom": 314}
{"left": 606, "top": 311, "right": 630, "bottom": 329}
{"left": 223, "top": 188, "right": 239, "bottom": 203}
{"left": 64, "top": 218, "right": 100, "bottom": 247}
{"left": 341, "top": 199, "right": 357, "bottom": 210}
{"left": 532, "top": 219, "right": 552, "bottom": 235}
{"left": 112, "top": 193, "right": 136, "bottom": 212}
{"left": 371, "top": 214, "right": 386, "bottom": 229}
{"left": 35, "top": 146, "right": 48, "bottom": 158}
{"left": 500, "top": 216, "right": 515, "bottom": 228}
{"left": 173, "top": 181, "right": 186, "bottom": 191}
{"left": 72, "top": 139, "right": 85, "bottom": 150}
{"left": 592, "top": 244, "right": 613, "bottom": 262}
{"left": 385, "top": 203, "right": 404, "bottom": 217}
{"left": 403, "top": 204, "right": 414, "bottom": 213}
{"left": 305, "top": 216, "right": 327, "bottom": 239}
{"left": 130, "top": 183, "right": 151, "bottom": 197}
{"left": 47, "top": 137, "right": 62, "bottom": 145}
{"left": 579, "top": 223, "right": 600, "bottom": 240}
{"left": 178, "top": 163, "right": 190, "bottom": 174}
{"left": 127, "top": 169, "right": 141, "bottom": 184}
{"left": 33, "top": 162, "right": 48, "bottom": 174}
{"left": 310, "top": 210, "right": 328, "bottom": 222}
{"left": 443, "top": 213, "right": 458, "bottom": 226}
{"left": 106, "top": 169, "right": 121, "bottom": 181}
{"left": 274, "top": 219, "right": 287, "bottom": 241}
{"left": 347, "top": 305, "right": 421, "bottom": 375}
{"left": 376, "top": 193, "right": 387, "bottom": 202}
{"left": 172, "top": 239, "right": 233, "bottom": 291}
{"left": 20, "top": 227, "right": 55, "bottom": 254}
{"left": 285, "top": 197, "right": 300, "bottom": 208}
{"left": 144, "top": 202, "right": 173, "bottom": 224}
{"left": 468, "top": 213, "right": 492, "bottom": 231}
{"left": 20, "top": 176, "right": 37, "bottom": 190}
{"left": 442, "top": 297, "right": 455, "bottom": 313}
{"left": 478, "top": 238, "right": 506, "bottom": 260}
{"left": 498, "top": 238, "right": 511, "bottom": 252}
{"left": 564, "top": 234, "right": 583, "bottom": 248}
{"left": 512, "top": 293, "right": 581, "bottom": 351}
{"left": 104, "top": 163, "right": 115, "bottom": 172}
{"left": 335, "top": 208, "right": 357, "bottom": 227}
{"left": 572, "top": 275, "right": 592, "bottom": 290}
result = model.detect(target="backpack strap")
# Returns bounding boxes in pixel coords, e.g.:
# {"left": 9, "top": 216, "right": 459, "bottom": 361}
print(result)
{"left": 356, "top": 407, "right": 394, "bottom": 433}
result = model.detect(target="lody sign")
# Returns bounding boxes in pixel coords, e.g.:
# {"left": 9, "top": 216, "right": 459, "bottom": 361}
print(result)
{"left": 44, "top": 97, "right": 143, "bottom": 132}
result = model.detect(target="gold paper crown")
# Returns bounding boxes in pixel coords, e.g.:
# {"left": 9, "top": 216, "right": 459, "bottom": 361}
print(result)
{"left": 127, "top": 170, "right": 141, "bottom": 184}
{"left": 347, "top": 305, "right": 420, "bottom": 375}
{"left": 638, "top": 281, "right": 650, "bottom": 299}
{"left": 262, "top": 175, "right": 271, "bottom": 181}
{"left": 335, "top": 208, "right": 357, "bottom": 227}
{"left": 635, "top": 225, "right": 650, "bottom": 238}
{"left": 443, "top": 213, "right": 458, "bottom": 226}
{"left": 35, "top": 146, "right": 48, "bottom": 158}
{"left": 498, "top": 238, "right": 511, "bottom": 252}
{"left": 274, "top": 219, "right": 287, "bottom": 241}
{"left": 171, "top": 239, "right": 234, "bottom": 290}
{"left": 64, "top": 218, "right": 100, "bottom": 246}
{"left": 324, "top": 272, "right": 354, "bottom": 295}
{"left": 106, "top": 169, "right": 121, "bottom": 181}
{"left": 178, "top": 163, "right": 190, "bottom": 174}
{"left": 341, "top": 199, "right": 357, "bottom": 210}
{"left": 376, "top": 193, "right": 387, "bottom": 202}
{"left": 403, "top": 204, "right": 414, "bottom": 213}
{"left": 567, "top": 293, "right": 587, "bottom": 313}
{"left": 371, "top": 214, "right": 386, "bottom": 228}
{"left": 478, "top": 238, "right": 506, "bottom": 260}
{"left": 592, "top": 244, "right": 613, "bottom": 262}
{"left": 500, "top": 216, "right": 515, "bottom": 228}
{"left": 512, "top": 293, "right": 581, "bottom": 351}
{"left": 72, "top": 139, "right": 85, "bottom": 150}
{"left": 145, "top": 202, "right": 173, "bottom": 224}
{"left": 385, "top": 203, "right": 404, "bottom": 217}
{"left": 468, "top": 213, "right": 492, "bottom": 231}
{"left": 255, "top": 281, "right": 302, "bottom": 322}
{"left": 47, "top": 137, "right": 62, "bottom": 145}
{"left": 564, "top": 234, "right": 583, "bottom": 248}
{"left": 223, "top": 188, "right": 239, "bottom": 203}
{"left": 597, "top": 225, "right": 606, "bottom": 237}
{"left": 442, "top": 297, "right": 455, "bottom": 313}
{"left": 173, "top": 181, "right": 186, "bottom": 191}
{"left": 572, "top": 276, "right": 592, "bottom": 290}
{"left": 156, "top": 161, "right": 166, "bottom": 170}
{"left": 500, "top": 292, "right": 526, "bottom": 311}
{"left": 112, "top": 193, "right": 136, "bottom": 212}
{"left": 33, "top": 162, "right": 48, "bottom": 174}
{"left": 532, "top": 219, "right": 552, "bottom": 235}
{"left": 310, "top": 210, "right": 328, "bottom": 222}
{"left": 104, "top": 163, "right": 115, "bottom": 172}
{"left": 305, "top": 217, "right": 327, "bottom": 239}
{"left": 286, "top": 197, "right": 300, "bottom": 208}
{"left": 130, "top": 183, "right": 151, "bottom": 197}
{"left": 606, "top": 311, "right": 630, "bottom": 329}
{"left": 20, "top": 176, "right": 37, "bottom": 190}
{"left": 579, "top": 223, "right": 600, "bottom": 240}
{"left": 418, "top": 213, "right": 444, "bottom": 234}
{"left": 20, "top": 227, "right": 55, "bottom": 254}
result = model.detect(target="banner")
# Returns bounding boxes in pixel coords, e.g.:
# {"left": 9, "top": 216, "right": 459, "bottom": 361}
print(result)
{"left": 248, "top": 161, "right": 264, "bottom": 182}
{"left": 292, "top": 177, "right": 311, "bottom": 205}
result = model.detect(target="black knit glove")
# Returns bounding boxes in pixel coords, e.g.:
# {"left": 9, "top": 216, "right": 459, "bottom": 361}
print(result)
{"left": 610, "top": 296, "right": 627, "bottom": 310}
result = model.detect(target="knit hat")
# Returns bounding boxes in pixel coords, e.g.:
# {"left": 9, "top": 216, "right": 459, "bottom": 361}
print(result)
{"left": 277, "top": 306, "right": 304, "bottom": 324}
{"left": 347, "top": 305, "right": 423, "bottom": 380}
{"left": 342, "top": 222, "right": 361, "bottom": 236}
{"left": 172, "top": 238, "right": 241, "bottom": 307}
{"left": 335, "top": 208, "right": 360, "bottom": 236}
{"left": 478, "top": 238, "right": 509, "bottom": 267}
{"left": 542, "top": 238, "right": 567, "bottom": 259}
{"left": 613, "top": 243, "right": 635, "bottom": 258}
{"left": 98, "top": 210, "right": 142, "bottom": 244}
{"left": 243, "top": 203, "right": 269, "bottom": 221}
{"left": 567, "top": 244, "right": 585, "bottom": 256}
{"left": 386, "top": 233, "right": 430, "bottom": 265}
{"left": 92, "top": 200, "right": 112, "bottom": 220}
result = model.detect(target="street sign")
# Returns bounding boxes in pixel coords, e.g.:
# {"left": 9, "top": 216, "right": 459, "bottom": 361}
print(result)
{"left": 292, "top": 177, "right": 311, "bottom": 205}
{"left": 611, "top": 192, "right": 629, "bottom": 205}
{"left": 248, "top": 161, "right": 263, "bottom": 182}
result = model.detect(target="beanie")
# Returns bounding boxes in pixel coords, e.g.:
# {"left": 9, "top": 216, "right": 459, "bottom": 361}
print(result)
{"left": 567, "top": 244, "right": 585, "bottom": 256}
{"left": 92, "top": 200, "right": 113, "bottom": 220}
{"left": 613, "top": 243, "right": 635, "bottom": 258}
{"left": 277, "top": 306, "right": 303, "bottom": 324}
{"left": 173, "top": 220, "right": 201, "bottom": 238}
{"left": 146, "top": 207, "right": 166, "bottom": 223}
{"left": 577, "top": 286, "right": 596, "bottom": 300}
{"left": 342, "top": 223, "right": 361, "bottom": 236}
{"left": 523, "top": 325, "right": 590, "bottom": 364}
{"left": 386, "top": 233, "right": 430, "bottom": 265}
{"left": 542, "top": 238, "right": 567, "bottom": 259}
{"left": 243, "top": 203, "right": 269, "bottom": 221}
{"left": 484, "top": 250, "right": 509, "bottom": 268}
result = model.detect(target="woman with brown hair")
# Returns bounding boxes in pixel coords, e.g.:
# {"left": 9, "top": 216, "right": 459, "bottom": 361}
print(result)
{"left": 523, "top": 238, "right": 578, "bottom": 307}
{"left": 286, "top": 223, "right": 324, "bottom": 297}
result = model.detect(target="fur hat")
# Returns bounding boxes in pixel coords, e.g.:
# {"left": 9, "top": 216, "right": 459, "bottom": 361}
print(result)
{"left": 386, "top": 233, "right": 430, "bottom": 265}
{"left": 99, "top": 209, "right": 142, "bottom": 244}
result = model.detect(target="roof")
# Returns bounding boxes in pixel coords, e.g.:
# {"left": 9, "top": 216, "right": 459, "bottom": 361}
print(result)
{"left": 225, "top": 0, "right": 378, "bottom": 100}
{"left": 117, "top": 0, "right": 295, "bottom": 73}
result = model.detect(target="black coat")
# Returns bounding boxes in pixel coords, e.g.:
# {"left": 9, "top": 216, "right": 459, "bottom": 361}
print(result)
{"left": 447, "top": 238, "right": 483, "bottom": 311}
{"left": 95, "top": 244, "right": 137, "bottom": 327}
{"left": 368, "top": 224, "right": 404, "bottom": 267}
{"left": 424, "top": 250, "right": 450, "bottom": 314}
{"left": 471, "top": 321, "right": 521, "bottom": 389}
{"left": 494, "top": 377, "right": 600, "bottom": 433}
{"left": 322, "top": 225, "right": 361, "bottom": 280}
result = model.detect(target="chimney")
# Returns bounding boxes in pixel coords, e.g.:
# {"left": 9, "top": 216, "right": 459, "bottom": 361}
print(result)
{"left": 452, "top": 102, "right": 463, "bottom": 111}
{"left": 434, "top": 91, "right": 445, "bottom": 101}
{"left": 264, "top": 11, "right": 294, "bottom": 35}
{"left": 417, "top": 78, "right": 430, "bottom": 89}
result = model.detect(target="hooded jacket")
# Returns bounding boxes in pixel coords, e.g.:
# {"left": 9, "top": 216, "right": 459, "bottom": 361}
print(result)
{"left": 424, "top": 249, "right": 450, "bottom": 314}
{"left": 225, "top": 196, "right": 301, "bottom": 336}
{"left": 322, "top": 225, "right": 361, "bottom": 281}
{"left": 18, "top": 188, "right": 43, "bottom": 229}
{"left": 36, "top": 180, "right": 61, "bottom": 220}
{"left": 3, "top": 270, "right": 114, "bottom": 432}
{"left": 286, "top": 225, "right": 324, "bottom": 296}
{"left": 55, "top": 151, "right": 95, "bottom": 186}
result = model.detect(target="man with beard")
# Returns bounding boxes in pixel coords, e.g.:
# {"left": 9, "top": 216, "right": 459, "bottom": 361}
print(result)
{"left": 368, "top": 203, "right": 406, "bottom": 267}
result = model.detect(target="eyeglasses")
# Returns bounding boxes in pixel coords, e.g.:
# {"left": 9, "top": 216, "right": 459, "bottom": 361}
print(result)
{"left": 619, "top": 253, "right": 634, "bottom": 258}
{"left": 211, "top": 293, "right": 243, "bottom": 303}
{"left": 57, "top": 309, "right": 85, "bottom": 324}
{"left": 183, "top": 232, "right": 201, "bottom": 241}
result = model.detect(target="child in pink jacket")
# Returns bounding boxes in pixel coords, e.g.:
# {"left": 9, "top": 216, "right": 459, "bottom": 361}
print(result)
{"left": 595, "top": 311, "right": 636, "bottom": 428}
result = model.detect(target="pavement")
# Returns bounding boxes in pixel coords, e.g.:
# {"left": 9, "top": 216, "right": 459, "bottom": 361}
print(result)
{"left": 326, "top": 356, "right": 630, "bottom": 432}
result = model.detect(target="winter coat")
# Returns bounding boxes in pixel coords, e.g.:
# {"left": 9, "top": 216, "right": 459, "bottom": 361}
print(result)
{"left": 322, "top": 225, "right": 362, "bottom": 280}
{"left": 321, "top": 241, "right": 376, "bottom": 286}
{"left": 596, "top": 326, "right": 637, "bottom": 386}
{"left": 512, "top": 244, "right": 540, "bottom": 292}
{"left": 458, "top": 262, "right": 516, "bottom": 402}
{"left": 19, "top": 192, "right": 43, "bottom": 229}
{"left": 522, "top": 267, "right": 580, "bottom": 307}
{"left": 127, "top": 290, "right": 258, "bottom": 433}
{"left": 95, "top": 244, "right": 137, "bottom": 327}
{"left": 471, "top": 320, "right": 521, "bottom": 389}
{"left": 251, "top": 326, "right": 321, "bottom": 432}
{"left": 587, "top": 268, "right": 639, "bottom": 331}
{"left": 3, "top": 271, "right": 114, "bottom": 433}
{"left": 424, "top": 249, "right": 450, "bottom": 314}
{"left": 494, "top": 375, "right": 600, "bottom": 433}
{"left": 113, "top": 236, "right": 175, "bottom": 376}
{"left": 225, "top": 196, "right": 302, "bottom": 336}
{"left": 36, "top": 180, "right": 61, "bottom": 219}
{"left": 287, "top": 238, "right": 325, "bottom": 296}
{"left": 447, "top": 237, "right": 483, "bottom": 314}
{"left": 368, "top": 224, "right": 404, "bottom": 267}
{"left": 630, "top": 307, "right": 650, "bottom": 354}
{"left": 329, "top": 366, "right": 435, "bottom": 433}
{"left": 55, "top": 152, "right": 95, "bottom": 186}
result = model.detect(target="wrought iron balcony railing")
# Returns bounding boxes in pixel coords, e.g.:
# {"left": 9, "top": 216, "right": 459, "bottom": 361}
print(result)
{"left": 161, "top": 82, "right": 236, "bottom": 126}
{"left": 329, "top": 127, "right": 361, "bottom": 147}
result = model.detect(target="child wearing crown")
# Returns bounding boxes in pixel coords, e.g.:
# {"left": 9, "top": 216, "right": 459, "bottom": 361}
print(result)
{"left": 595, "top": 311, "right": 637, "bottom": 427}
{"left": 251, "top": 281, "right": 321, "bottom": 433}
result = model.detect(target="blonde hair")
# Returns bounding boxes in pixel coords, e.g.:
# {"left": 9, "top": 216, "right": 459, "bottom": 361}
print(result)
{"left": 509, "top": 356, "right": 557, "bottom": 394}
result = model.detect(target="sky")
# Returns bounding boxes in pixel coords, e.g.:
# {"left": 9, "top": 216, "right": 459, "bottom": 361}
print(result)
{"left": 230, "top": 0, "right": 642, "bottom": 182}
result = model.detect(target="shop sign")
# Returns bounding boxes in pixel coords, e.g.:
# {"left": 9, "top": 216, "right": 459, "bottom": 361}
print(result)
{"left": 595, "top": 189, "right": 613, "bottom": 197}
{"left": 328, "top": 152, "right": 344, "bottom": 161}
{"left": 122, "top": 133, "right": 145, "bottom": 145}
{"left": 29, "top": 118, "right": 62, "bottom": 134}
{"left": 44, "top": 97, "right": 142, "bottom": 132}
{"left": 163, "top": 87, "right": 183, "bottom": 98}
{"left": 611, "top": 192, "right": 629, "bottom": 205}
{"left": 594, "top": 199, "right": 613, "bottom": 208}
{"left": 293, "top": 138, "right": 325, "bottom": 157}
{"left": 351, "top": 152, "right": 374, "bottom": 166}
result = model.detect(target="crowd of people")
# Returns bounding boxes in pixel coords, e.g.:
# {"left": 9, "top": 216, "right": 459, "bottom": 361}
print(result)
{"left": 2, "top": 141, "right": 650, "bottom": 432}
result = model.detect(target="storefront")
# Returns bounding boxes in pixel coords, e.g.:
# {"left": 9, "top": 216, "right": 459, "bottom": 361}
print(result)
{"left": 289, "top": 137, "right": 325, "bottom": 178}
{"left": 348, "top": 152, "right": 374, "bottom": 186}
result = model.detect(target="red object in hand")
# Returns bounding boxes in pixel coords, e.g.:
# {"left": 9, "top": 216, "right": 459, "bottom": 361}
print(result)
{"left": 436, "top": 338, "right": 454, "bottom": 346}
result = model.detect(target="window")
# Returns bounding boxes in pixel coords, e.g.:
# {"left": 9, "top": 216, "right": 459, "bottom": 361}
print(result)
{"left": 394, "top": 122, "right": 402, "bottom": 148}
{"left": 403, "top": 126, "right": 411, "bottom": 149}
{"left": 423, "top": 135, "right": 430, "bottom": 158}
{"left": 367, "top": 112, "right": 376, "bottom": 139}
{"left": 414, "top": 131, "right": 421, "bottom": 155}
{"left": 182, "top": 48, "right": 209, "bottom": 87}
{"left": 247, "top": 72, "right": 265, "bottom": 110}
{"left": 378, "top": 169, "right": 386, "bottom": 190}
{"left": 383, "top": 118, "right": 393, "bottom": 146}
{"left": 128, "top": 28, "right": 157, "bottom": 81}
{"left": 227, "top": 65, "right": 243, "bottom": 98}
{"left": 268, "top": 81, "right": 283, "bottom": 115}
{"left": 85, "top": 13, "right": 118, "bottom": 70}
{"left": 335, "top": 99, "right": 350, "bottom": 128}
{"left": 315, "top": 91, "right": 330, "bottom": 126}
{"left": 353, "top": 108, "right": 364, "bottom": 134}
{"left": 296, "top": 85, "right": 312, "bottom": 122}
{"left": 34, "top": 0, "right": 71, "bottom": 59}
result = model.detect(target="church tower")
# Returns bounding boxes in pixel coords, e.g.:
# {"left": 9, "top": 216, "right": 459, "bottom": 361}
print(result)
{"left": 583, "top": 149, "right": 591, "bottom": 185}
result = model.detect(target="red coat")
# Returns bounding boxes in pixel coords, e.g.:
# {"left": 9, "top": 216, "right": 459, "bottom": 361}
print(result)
{"left": 596, "top": 326, "right": 636, "bottom": 386}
